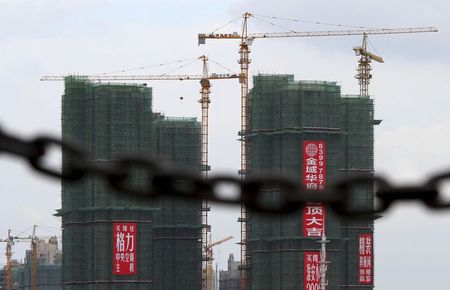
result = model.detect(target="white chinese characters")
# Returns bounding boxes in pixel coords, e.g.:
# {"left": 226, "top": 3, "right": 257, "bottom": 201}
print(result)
{"left": 304, "top": 252, "right": 323, "bottom": 290}
{"left": 113, "top": 223, "right": 137, "bottom": 275}
{"left": 358, "top": 234, "right": 373, "bottom": 284}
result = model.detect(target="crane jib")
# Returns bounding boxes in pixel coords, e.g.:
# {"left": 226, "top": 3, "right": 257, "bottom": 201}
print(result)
{"left": 41, "top": 74, "right": 241, "bottom": 82}
{"left": 199, "top": 27, "right": 438, "bottom": 41}
{"left": 249, "top": 27, "right": 438, "bottom": 38}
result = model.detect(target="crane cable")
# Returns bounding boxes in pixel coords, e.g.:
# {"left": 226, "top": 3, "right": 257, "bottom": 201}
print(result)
{"left": 207, "top": 57, "right": 236, "bottom": 74}
{"left": 35, "top": 225, "right": 62, "bottom": 236}
{"left": 159, "top": 57, "right": 203, "bottom": 76}
{"left": 252, "top": 14, "right": 376, "bottom": 30}
{"left": 367, "top": 37, "right": 382, "bottom": 56}
{"left": 251, "top": 15, "right": 298, "bottom": 33}
{"left": 14, "top": 225, "right": 35, "bottom": 238}
{"left": 92, "top": 55, "right": 237, "bottom": 78}
{"left": 210, "top": 15, "right": 242, "bottom": 34}
{"left": 93, "top": 56, "right": 200, "bottom": 76}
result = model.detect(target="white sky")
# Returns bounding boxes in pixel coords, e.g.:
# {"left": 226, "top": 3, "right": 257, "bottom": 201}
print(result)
{"left": 1, "top": 1, "right": 450, "bottom": 289}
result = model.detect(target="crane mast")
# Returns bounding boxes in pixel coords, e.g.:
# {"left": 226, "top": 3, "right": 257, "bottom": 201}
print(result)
{"left": 356, "top": 34, "right": 372, "bottom": 97}
{"left": 5, "top": 229, "right": 13, "bottom": 290}
{"left": 239, "top": 12, "right": 251, "bottom": 290}
{"left": 237, "top": 12, "right": 252, "bottom": 290}
{"left": 199, "top": 55, "right": 212, "bottom": 290}
{"left": 31, "top": 225, "right": 37, "bottom": 290}
{"left": 354, "top": 34, "right": 385, "bottom": 97}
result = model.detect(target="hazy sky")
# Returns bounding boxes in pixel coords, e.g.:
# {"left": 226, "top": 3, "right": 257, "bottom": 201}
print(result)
{"left": 1, "top": 1, "right": 450, "bottom": 289}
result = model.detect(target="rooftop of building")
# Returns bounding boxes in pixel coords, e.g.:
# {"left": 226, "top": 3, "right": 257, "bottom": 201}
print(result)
{"left": 253, "top": 74, "right": 339, "bottom": 87}
{"left": 64, "top": 75, "right": 151, "bottom": 89}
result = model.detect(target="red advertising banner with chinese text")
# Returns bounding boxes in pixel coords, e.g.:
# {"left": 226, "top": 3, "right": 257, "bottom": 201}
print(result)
{"left": 303, "top": 141, "right": 326, "bottom": 190}
{"left": 302, "top": 141, "right": 326, "bottom": 237}
{"left": 304, "top": 251, "right": 322, "bottom": 290}
{"left": 358, "top": 233, "right": 373, "bottom": 284}
{"left": 303, "top": 204, "right": 326, "bottom": 237}
{"left": 113, "top": 223, "right": 137, "bottom": 275}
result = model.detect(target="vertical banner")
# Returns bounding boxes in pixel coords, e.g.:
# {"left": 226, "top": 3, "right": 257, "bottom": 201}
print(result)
{"left": 302, "top": 141, "right": 326, "bottom": 237}
{"left": 113, "top": 223, "right": 137, "bottom": 275}
{"left": 303, "top": 141, "right": 326, "bottom": 190}
{"left": 303, "top": 204, "right": 326, "bottom": 237}
{"left": 304, "top": 251, "right": 322, "bottom": 290}
{"left": 358, "top": 234, "right": 373, "bottom": 284}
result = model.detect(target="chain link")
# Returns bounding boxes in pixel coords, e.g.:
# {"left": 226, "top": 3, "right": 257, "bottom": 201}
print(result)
{"left": 1, "top": 126, "right": 449, "bottom": 215}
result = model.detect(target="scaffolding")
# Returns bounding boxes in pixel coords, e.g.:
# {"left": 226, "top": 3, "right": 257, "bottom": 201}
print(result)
{"left": 17, "top": 264, "right": 62, "bottom": 290}
{"left": 0, "top": 253, "right": 62, "bottom": 290}
{"left": 152, "top": 116, "right": 203, "bottom": 290}
{"left": 246, "top": 75, "right": 375, "bottom": 290}
{"left": 60, "top": 77, "right": 202, "bottom": 290}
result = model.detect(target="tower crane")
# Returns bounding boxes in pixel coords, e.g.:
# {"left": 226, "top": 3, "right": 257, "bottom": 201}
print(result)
{"left": 0, "top": 229, "right": 14, "bottom": 290}
{"left": 41, "top": 56, "right": 240, "bottom": 290}
{"left": 203, "top": 235, "right": 233, "bottom": 290}
{"left": 30, "top": 226, "right": 37, "bottom": 290}
{"left": 353, "top": 34, "right": 384, "bottom": 97}
{"left": 0, "top": 226, "right": 40, "bottom": 290}
{"left": 198, "top": 12, "right": 437, "bottom": 289}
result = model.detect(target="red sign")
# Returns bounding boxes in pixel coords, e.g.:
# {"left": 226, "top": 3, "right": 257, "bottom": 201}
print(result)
{"left": 358, "top": 234, "right": 373, "bottom": 284}
{"left": 113, "top": 223, "right": 137, "bottom": 275}
{"left": 304, "top": 251, "right": 322, "bottom": 290}
{"left": 303, "top": 141, "right": 326, "bottom": 190}
{"left": 302, "top": 141, "right": 326, "bottom": 237}
{"left": 303, "top": 204, "right": 326, "bottom": 237}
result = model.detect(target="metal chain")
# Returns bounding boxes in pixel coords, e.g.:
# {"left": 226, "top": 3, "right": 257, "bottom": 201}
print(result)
{"left": 1, "top": 126, "right": 449, "bottom": 215}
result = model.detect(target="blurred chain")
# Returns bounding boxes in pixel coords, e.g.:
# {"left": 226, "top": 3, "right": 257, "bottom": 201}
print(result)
{"left": 1, "top": 126, "right": 449, "bottom": 215}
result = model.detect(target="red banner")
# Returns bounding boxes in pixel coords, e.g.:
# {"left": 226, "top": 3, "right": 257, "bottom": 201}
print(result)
{"left": 358, "top": 233, "right": 373, "bottom": 284}
{"left": 303, "top": 204, "right": 326, "bottom": 237}
{"left": 303, "top": 141, "right": 326, "bottom": 190}
{"left": 304, "top": 251, "right": 322, "bottom": 290}
{"left": 113, "top": 223, "right": 137, "bottom": 275}
{"left": 302, "top": 141, "right": 326, "bottom": 237}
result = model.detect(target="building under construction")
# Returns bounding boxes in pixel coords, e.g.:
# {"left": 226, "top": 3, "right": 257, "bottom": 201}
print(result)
{"left": 58, "top": 77, "right": 202, "bottom": 290}
{"left": 0, "top": 237, "right": 62, "bottom": 290}
{"left": 246, "top": 74, "right": 375, "bottom": 290}
{"left": 219, "top": 254, "right": 240, "bottom": 290}
{"left": 152, "top": 116, "right": 203, "bottom": 290}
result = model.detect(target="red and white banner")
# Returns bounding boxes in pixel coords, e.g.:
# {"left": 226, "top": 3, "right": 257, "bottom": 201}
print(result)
{"left": 303, "top": 141, "right": 326, "bottom": 190}
{"left": 303, "top": 204, "right": 326, "bottom": 237}
{"left": 358, "top": 233, "right": 373, "bottom": 284}
{"left": 304, "top": 251, "right": 322, "bottom": 290}
{"left": 302, "top": 141, "right": 326, "bottom": 237}
{"left": 113, "top": 223, "right": 137, "bottom": 275}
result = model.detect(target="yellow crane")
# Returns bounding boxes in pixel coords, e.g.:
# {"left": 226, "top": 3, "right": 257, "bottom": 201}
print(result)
{"left": 30, "top": 226, "right": 37, "bottom": 290}
{"left": 0, "top": 226, "right": 39, "bottom": 290}
{"left": 0, "top": 229, "right": 14, "bottom": 290}
{"left": 203, "top": 235, "right": 233, "bottom": 290}
{"left": 353, "top": 33, "right": 384, "bottom": 97}
{"left": 198, "top": 12, "right": 437, "bottom": 289}
{"left": 41, "top": 56, "right": 240, "bottom": 290}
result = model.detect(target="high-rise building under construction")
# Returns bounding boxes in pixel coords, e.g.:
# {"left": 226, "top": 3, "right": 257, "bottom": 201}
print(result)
{"left": 58, "top": 77, "right": 202, "bottom": 290}
{"left": 246, "top": 74, "right": 375, "bottom": 290}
